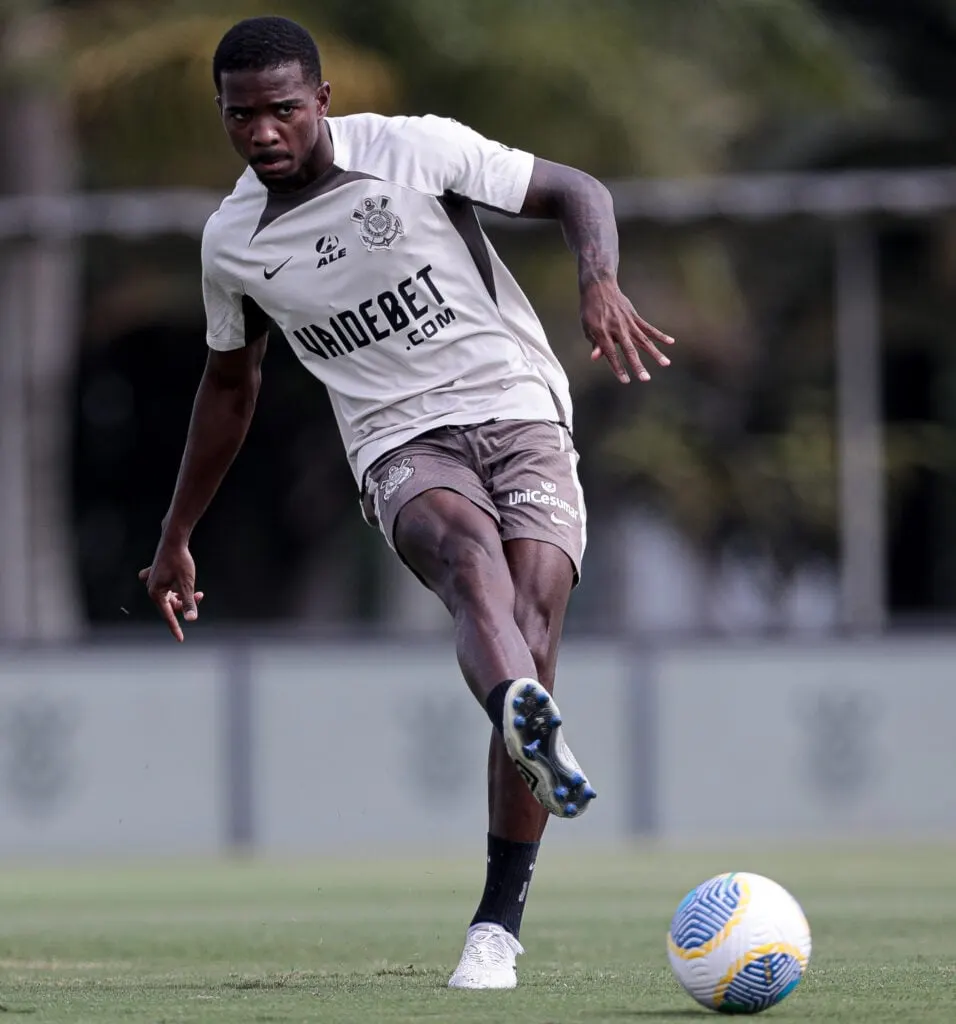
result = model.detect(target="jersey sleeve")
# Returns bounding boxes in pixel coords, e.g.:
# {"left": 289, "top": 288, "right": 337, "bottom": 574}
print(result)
{"left": 201, "top": 215, "right": 247, "bottom": 351}
{"left": 392, "top": 115, "right": 535, "bottom": 213}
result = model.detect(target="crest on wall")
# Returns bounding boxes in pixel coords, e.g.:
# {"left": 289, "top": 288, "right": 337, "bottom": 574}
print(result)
{"left": 0, "top": 696, "right": 78, "bottom": 819}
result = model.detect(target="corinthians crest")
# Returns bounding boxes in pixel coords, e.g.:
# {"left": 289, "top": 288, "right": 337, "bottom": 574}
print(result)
{"left": 1, "top": 695, "right": 77, "bottom": 819}
{"left": 381, "top": 457, "right": 414, "bottom": 501}
{"left": 351, "top": 195, "right": 404, "bottom": 251}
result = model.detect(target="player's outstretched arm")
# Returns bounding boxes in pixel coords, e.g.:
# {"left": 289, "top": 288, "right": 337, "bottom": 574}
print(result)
{"left": 519, "top": 157, "right": 674, "bottom": 383}
{"left": 139, "top": 332, "right": 267, "bottom": 641}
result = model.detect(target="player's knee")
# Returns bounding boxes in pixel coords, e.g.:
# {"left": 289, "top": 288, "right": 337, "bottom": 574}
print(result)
{"left": 440, "top": 532, "right": 503, "bottom": 607}
{"left": 396, "top": 498, "right": 513, "bottom": 616}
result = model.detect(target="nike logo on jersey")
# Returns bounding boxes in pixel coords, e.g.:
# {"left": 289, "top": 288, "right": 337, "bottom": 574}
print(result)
{"left": 550, "top": 512, "right": 571, "bottom": 527}
{"left": 263, "top": 257, "right": 293, "bottom": 280}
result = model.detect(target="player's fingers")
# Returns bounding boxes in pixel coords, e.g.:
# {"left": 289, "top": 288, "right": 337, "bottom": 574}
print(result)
{"left": 633, "top": 325, "right": 671, "bottom": 367}
{"left": 158, "top": 594, "right": 184, "bottom": 643}
{"left": 619, "top": 337, "right": 651, "bottom": 382}
{"left": 179, "top": 582, "right": 199, "bottom": 623}
{"left": 602, "top": 316, "right": 650, "bottom": 382}
{"left": 589, "top": 333, "right": 630, "bottom": 383}
{"left": 605, "top": 342, "right": 631, "bottom": 383}
{"left": 629, "top": 313, "right": 671, "bottom": 366}
{"left": 170, "top": 592, "right": 204, "bottom": 613}
{"left": 633, "top": 311, "right": 675, "bottom": 346}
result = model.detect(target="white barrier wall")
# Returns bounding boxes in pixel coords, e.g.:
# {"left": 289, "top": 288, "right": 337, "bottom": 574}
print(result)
{"left": 654, "top": 640, "right": 956, "bottom": 839}
{"left": 0, "top": 648, "right": 222, "bottom": 855}
{"left": 0, "top": 638, "right": 954, "bottom": 856}
{"left": 253, "top": 642, "right": 631, "bottom": 852}
{"left": 0, "top": 641, "right": 631, "bottom": 857}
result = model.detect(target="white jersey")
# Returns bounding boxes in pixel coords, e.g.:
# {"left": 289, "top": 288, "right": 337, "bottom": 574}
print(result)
{"left": 201, "top": 113, "right": 574, "bottom": 484}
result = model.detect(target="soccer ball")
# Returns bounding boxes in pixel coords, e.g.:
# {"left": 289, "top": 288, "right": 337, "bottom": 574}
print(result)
{"left": 667, "top": 872, "right": 811, "bottom": 1014}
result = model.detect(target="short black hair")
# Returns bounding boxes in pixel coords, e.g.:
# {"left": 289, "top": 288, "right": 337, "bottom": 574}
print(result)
{"left": 213, "top": 17, "right": 321, "bottom": 93}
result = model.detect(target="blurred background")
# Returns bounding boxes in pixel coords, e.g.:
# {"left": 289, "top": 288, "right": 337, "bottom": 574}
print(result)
{"left": 1, "top": 0, "right": 955, "bottom": 858}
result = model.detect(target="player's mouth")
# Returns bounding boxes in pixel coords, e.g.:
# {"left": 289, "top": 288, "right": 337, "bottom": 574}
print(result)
{"left": 252, "top": 153, "right": 293, "bottom": 173}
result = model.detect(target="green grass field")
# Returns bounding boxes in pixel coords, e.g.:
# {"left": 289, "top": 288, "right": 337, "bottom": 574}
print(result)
{"left": 1, "top": 845, "right": 955, "bottom": 1023}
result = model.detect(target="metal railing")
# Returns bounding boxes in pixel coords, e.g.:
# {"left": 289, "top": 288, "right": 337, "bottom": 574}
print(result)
{"left": 4, "top": 168, "right": 956, "bottom": 637}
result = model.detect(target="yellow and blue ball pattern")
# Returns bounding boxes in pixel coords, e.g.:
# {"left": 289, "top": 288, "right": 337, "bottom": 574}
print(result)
{"left": 667, "top": 873, "right": 811, "bottom": 1015}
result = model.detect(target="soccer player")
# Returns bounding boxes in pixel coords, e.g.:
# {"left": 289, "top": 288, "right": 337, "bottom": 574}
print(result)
{"left": 140, "top": 16, "right": 673, "bottom": 989}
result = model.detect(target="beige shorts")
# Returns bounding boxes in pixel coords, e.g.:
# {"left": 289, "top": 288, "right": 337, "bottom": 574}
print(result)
{"left": 361, "top": 419, "right": 587, "bottom": 583}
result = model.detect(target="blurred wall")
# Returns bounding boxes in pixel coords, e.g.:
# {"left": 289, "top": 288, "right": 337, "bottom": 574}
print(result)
{"left": 0, "top": 636, "right": 953, "bottom": 858}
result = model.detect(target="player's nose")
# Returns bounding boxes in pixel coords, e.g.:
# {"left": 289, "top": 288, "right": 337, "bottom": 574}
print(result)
{"left": 250, "top": 118, "right": 282, "bottom": 147}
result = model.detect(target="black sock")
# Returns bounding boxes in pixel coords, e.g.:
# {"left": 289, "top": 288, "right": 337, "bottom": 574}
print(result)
{"left": 484, "top": 679, "right": 513, "bottom": 734}
{"left": 470, "top": 832, "right": 540, "bottom": 939}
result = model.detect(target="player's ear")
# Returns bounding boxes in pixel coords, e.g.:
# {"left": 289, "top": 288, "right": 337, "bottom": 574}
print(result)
{"left": 215, "top": 95, "right": 223, "bottom": 115}
{"left": 316, "top": 81, "right": 331, "bottom": 116}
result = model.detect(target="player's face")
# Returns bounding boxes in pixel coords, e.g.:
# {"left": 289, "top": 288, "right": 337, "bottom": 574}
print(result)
{"left": 218, "top": 64, "right": 331, "bottom": 190}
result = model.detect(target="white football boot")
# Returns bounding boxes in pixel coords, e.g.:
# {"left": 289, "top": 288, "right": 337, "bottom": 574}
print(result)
{"left": 502, "top": 678, "right": 596, "bottom": 818}
{"left": 447, "top": 922, "right": 524, "bottom": 989}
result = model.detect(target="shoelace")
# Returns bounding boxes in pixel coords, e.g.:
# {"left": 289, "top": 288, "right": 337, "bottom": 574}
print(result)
{"left": 461, "top": 925, "right": 524, "bottom": 969}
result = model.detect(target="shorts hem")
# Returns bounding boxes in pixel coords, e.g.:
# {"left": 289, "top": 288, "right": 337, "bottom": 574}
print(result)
{"left": 498, "top": 526, "right": 583, "bottom": 586}
{"left": 384, "top": 483, "right": 500, "bottom": 552}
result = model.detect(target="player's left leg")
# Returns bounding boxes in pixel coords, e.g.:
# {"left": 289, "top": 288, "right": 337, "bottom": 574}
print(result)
{"left": 469, "top": 540, "right": 572, "bottom": 922}
{"left": 450, "top": 539, "right": 581, "bottom": 988}
{"left": 485, "top": 421, "right": 592, "bottom": 829}
{"left": 450, "top": 421, "right": 593, "bottom": 988}
{"left": 490, "top": 537, "right": 573, "bottom": 842}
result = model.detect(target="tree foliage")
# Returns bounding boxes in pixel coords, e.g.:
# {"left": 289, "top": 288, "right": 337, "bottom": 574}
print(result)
{"left": 5, "top": 0, "right": 951, "bottom": 622}
{"left": 49, "top": 0, "right": 882, "bottom": 185}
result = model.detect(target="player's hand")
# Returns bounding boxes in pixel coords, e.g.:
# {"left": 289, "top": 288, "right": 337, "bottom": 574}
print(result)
{"left": 580, "top": 278, "right": 674, "bottom": 383}
{"left": 138, "top": 542, "right": 204, "bottom": 643}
